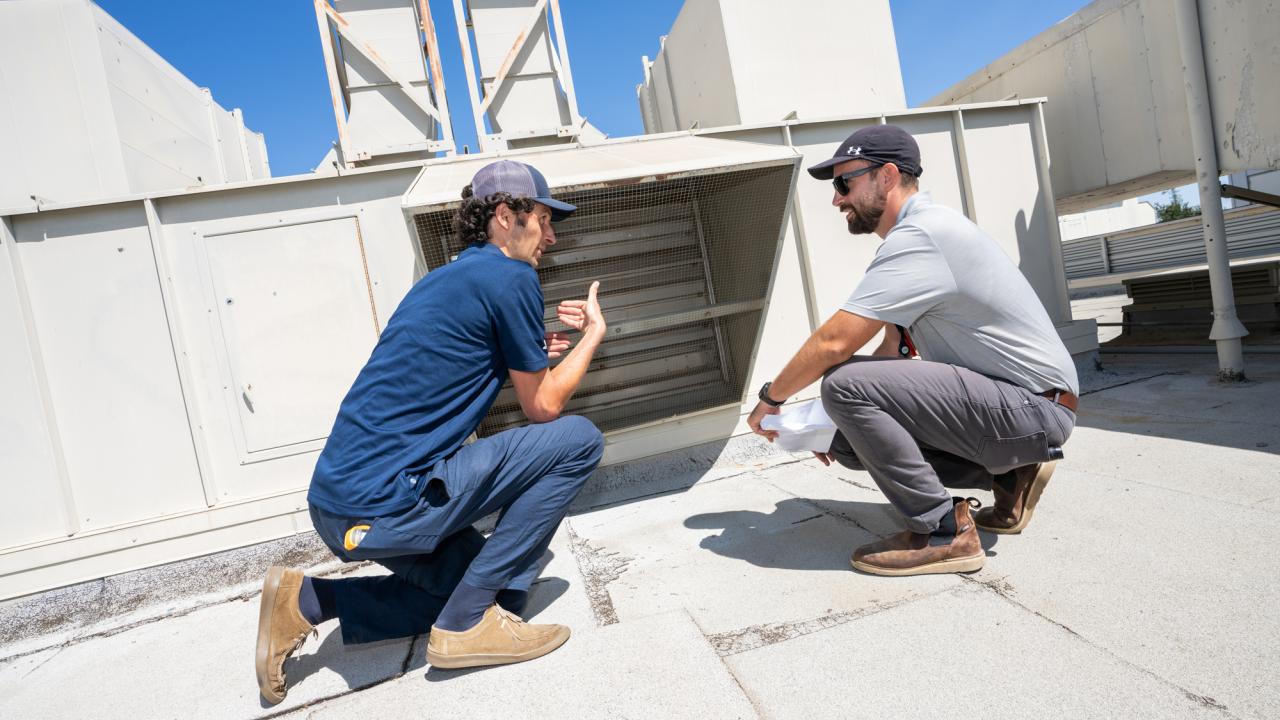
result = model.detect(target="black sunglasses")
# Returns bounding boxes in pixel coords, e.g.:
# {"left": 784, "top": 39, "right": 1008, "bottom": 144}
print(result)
{"left": 832, "top": 164, "right": 881, "bottom": 195}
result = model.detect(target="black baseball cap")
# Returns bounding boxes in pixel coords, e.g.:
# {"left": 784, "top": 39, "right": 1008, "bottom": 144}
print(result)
{"left": 806, "top": 124, "right": 924, "bottom": 180}
{"left": 470, "top": 160, "right": 577, "bottom": 221}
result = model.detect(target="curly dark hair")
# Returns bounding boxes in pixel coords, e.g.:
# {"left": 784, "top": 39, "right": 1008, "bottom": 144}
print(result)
{"left": 453, "top": 184, "right": 536, "bottom": 247}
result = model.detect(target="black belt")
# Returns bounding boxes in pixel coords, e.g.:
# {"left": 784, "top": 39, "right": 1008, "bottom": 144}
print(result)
{"left": 1041, "top": 389, "right": 1079, "bottom": 413}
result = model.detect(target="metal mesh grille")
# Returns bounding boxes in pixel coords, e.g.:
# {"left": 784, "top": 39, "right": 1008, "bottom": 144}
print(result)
{"left": 412, "top": 164, "right": 793, "bottom": 435}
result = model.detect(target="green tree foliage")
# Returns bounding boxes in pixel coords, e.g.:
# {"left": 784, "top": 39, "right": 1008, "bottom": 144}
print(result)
{"left": 1153, "top": 188, "right": 1201, "bottom": 223}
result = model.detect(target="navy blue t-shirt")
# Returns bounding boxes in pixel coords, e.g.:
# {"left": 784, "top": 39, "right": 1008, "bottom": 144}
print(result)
{"left": 308, "top": 243, "right": 548, "bottom": 516}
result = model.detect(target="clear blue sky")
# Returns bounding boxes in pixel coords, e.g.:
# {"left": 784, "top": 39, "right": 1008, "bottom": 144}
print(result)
{"left": 96, "top": 0, "right": 1089, "bottom": 178}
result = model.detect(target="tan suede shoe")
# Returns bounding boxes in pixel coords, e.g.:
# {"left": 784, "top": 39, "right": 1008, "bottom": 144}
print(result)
{"left": 427, "top": 605, "right": 570, "bottom": 669}
{"left": 975, "top": 460, "right": 1058, "bottom": 534}
{"left": 255, "top": 566, "right": 315, "bottom": 705}
{"left": 851, "top": 498, "right": 985, "bottom": 576}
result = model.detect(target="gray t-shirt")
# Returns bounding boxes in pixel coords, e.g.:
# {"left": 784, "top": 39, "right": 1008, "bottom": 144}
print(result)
{"left": 842, "top": 192, "right": 1079, "bottom": 395}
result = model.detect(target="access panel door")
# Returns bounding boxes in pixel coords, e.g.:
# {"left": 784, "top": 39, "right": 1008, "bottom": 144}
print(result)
{"left": 202, "top": 216, "right": 380, "bottom": 461}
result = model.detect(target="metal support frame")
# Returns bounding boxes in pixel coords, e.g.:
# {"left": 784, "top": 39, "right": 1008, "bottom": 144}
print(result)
{"left": 1221, "top": 183, "right": 1280, "bottom": 209}
{"left": 315, "top": 0, "right": 454, "bottom": 165}
{"left": 453, "top": 0, "right": 584, "bottom": 150}
{"left": 1174, "top": 0, "right": 1247, "bottom": 380}
{"left": 314, "top": 0, "right": 354, "bottom": 163}
{"left": 690, "top": 198, "right": 733, "bottom": 385}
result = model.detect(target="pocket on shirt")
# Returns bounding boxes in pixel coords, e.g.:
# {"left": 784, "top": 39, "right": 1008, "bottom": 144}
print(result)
{"left": 977, "top": 431, "right": 1049, "bottom": 474}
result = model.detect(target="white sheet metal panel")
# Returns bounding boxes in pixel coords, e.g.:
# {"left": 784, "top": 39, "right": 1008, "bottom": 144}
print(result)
{"left": 95, "top": 6, "right": 221, "bottom": 190}
{"left": 11, "top": 204, "right": 205, "bottom": 532}
{"left": 649, "top": 48, "right": 680, "bottom": 133}
{"left": 655, "top": 0, "right": 740, "bottom": 131}
{"left": 718, "top": 0, "right": 905, "bottom": 122}
{"left": 214, "top": 108, "right": 249, "bottom": 182}
{"left": 245, "top": 130, "right": 271, "bottom": 179}
{"left": 928, "top": 0, "right": 1280, "bottom": 212}
{"left": 469, "top": 0, "right": 573, "bottom": 135}
{"left": 0, "top": 222, "right": 67, "bottom": 549}
{"left": 0, "top": 0, "right": 129, "bottom": 208}
{"left": 202, "top": 217, "right": 381, "bottom": 456}
{"left": 639, "top": 0, "right": 905, "bottom": 135}
{"left": 0, "top": 0, "right": 268, "bottom": 211}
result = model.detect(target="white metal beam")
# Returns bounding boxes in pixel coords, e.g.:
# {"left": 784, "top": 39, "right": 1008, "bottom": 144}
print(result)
{"left": 547, "top": 0, "right": 582, "bottom": 125}
{"left": 452, "top": 0, "right": 489, "bottom": 149}
{"left": 313, "top": 0, "right": 354, "bottom": 163}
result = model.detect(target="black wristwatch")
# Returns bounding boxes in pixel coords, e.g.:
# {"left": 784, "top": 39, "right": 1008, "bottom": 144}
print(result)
{"left": 758, "top": 382, "right": 785, "bottom": 407}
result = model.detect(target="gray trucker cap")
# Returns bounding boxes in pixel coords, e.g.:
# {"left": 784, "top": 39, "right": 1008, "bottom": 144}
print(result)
{"left": 470, "top": 160, "right": 577, "bottom": 221}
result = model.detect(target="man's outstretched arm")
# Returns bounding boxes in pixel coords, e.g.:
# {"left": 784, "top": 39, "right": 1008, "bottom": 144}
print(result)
{"left": 510, "top": 281, "right": 606, "bottom": 423}
{"left": 747, "top": 310, "right": 885, "bottom": 439}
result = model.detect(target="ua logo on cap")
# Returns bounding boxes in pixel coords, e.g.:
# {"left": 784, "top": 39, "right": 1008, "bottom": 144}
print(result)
{"left": 848, "top": 146, "right": 862, "bottom": 156}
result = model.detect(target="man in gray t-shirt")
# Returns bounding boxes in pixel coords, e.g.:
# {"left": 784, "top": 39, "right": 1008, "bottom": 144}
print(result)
{"left": 747, "top": 125, "right": 1078, "bottom": 577}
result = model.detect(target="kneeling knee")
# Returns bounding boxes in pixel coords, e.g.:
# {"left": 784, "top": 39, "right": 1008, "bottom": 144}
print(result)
{"left": 560, "top": 415, "right": 604, "bottom": 462}
{"left": 821, "top": 364, "right": 872, "bottom": 408}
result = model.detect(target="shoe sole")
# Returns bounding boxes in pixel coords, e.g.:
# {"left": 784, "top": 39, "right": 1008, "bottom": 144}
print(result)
{"left": 426, "top": 626, "right": 571, "bottom": 670}
{"left": 976, "top": 460, "right": 1057, "bottom": 535}
{"left": 851, "top": 552, "right": 985, "bottom": 577}
{"left": 256, "top": 566, "right": 286, "bottom": 705}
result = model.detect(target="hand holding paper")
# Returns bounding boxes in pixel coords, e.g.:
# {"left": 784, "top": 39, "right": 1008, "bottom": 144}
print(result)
{"left": 759, "top": 398, "right": 837, "bottom": 453}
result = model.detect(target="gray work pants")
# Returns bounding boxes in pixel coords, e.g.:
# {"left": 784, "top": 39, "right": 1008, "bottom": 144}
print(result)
{"left": 820, "top": 357, "right": 1075, "bottom": 534}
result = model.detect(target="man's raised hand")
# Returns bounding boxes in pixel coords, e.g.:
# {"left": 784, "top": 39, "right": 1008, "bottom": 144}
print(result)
{"left": 556, "top": 281, "right": 605, "bottom": 336}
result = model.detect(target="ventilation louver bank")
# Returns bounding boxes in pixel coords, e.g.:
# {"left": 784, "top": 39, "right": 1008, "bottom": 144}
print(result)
{"left": 402, "top": 135, "right": 800, "bottom": 438}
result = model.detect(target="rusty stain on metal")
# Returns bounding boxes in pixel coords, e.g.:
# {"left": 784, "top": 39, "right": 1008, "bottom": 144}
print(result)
{"left": 417, "top": 0, "right": 446, "bottom": 97}
{"left": 478, "top": 0, "right": 549, "bottom": 115}
{"left": 351, "top": 216, "right": 382, "bottom": 334}
{"left": 314, "top": 0, "right": 352, "bottom": 161}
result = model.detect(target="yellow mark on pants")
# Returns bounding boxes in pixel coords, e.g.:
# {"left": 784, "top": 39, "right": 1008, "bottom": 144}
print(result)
{"left": 343, "top": 524, "right": 371, "bottom": 551}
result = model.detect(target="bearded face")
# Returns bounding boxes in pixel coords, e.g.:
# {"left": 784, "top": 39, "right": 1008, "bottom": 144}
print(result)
{"left": 838, "top": 178, "right": 887, "bottom": 235}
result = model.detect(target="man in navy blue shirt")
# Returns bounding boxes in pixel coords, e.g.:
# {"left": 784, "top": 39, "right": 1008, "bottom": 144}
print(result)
{"left": 255, "top": 160, "right": 607, "bottom": 704}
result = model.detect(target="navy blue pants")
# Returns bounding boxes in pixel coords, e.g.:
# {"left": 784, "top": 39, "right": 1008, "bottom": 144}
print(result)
{"left": 309, "top": 415, "right": 604, "bottom": 644}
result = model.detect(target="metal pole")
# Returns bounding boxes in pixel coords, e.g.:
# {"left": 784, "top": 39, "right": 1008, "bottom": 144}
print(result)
{"left": 1173, "top": 0, "right": 1248, "bottom": 381}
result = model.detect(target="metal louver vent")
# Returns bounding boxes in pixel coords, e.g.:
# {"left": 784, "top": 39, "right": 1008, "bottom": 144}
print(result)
{"left": 412, "top": 164, "right": 793, "bottom": 436}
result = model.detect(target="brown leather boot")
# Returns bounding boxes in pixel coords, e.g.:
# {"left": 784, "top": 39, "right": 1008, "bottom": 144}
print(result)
{"left": 255, "top": 566, "right": 316, "bottom": 705}
{"left": 975, "top": 460, "right": 1058, "bottom": 534}
{"left": 850, "top": 498, "right": 985, "bottom": 576}
{"left": 427, "top": 604, "right": 570, "bottom": 669}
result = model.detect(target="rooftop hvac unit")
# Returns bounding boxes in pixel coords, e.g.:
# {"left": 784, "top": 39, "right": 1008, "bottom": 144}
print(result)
{"left": 402, "top": 135, "right": 799, "bottom": 436}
